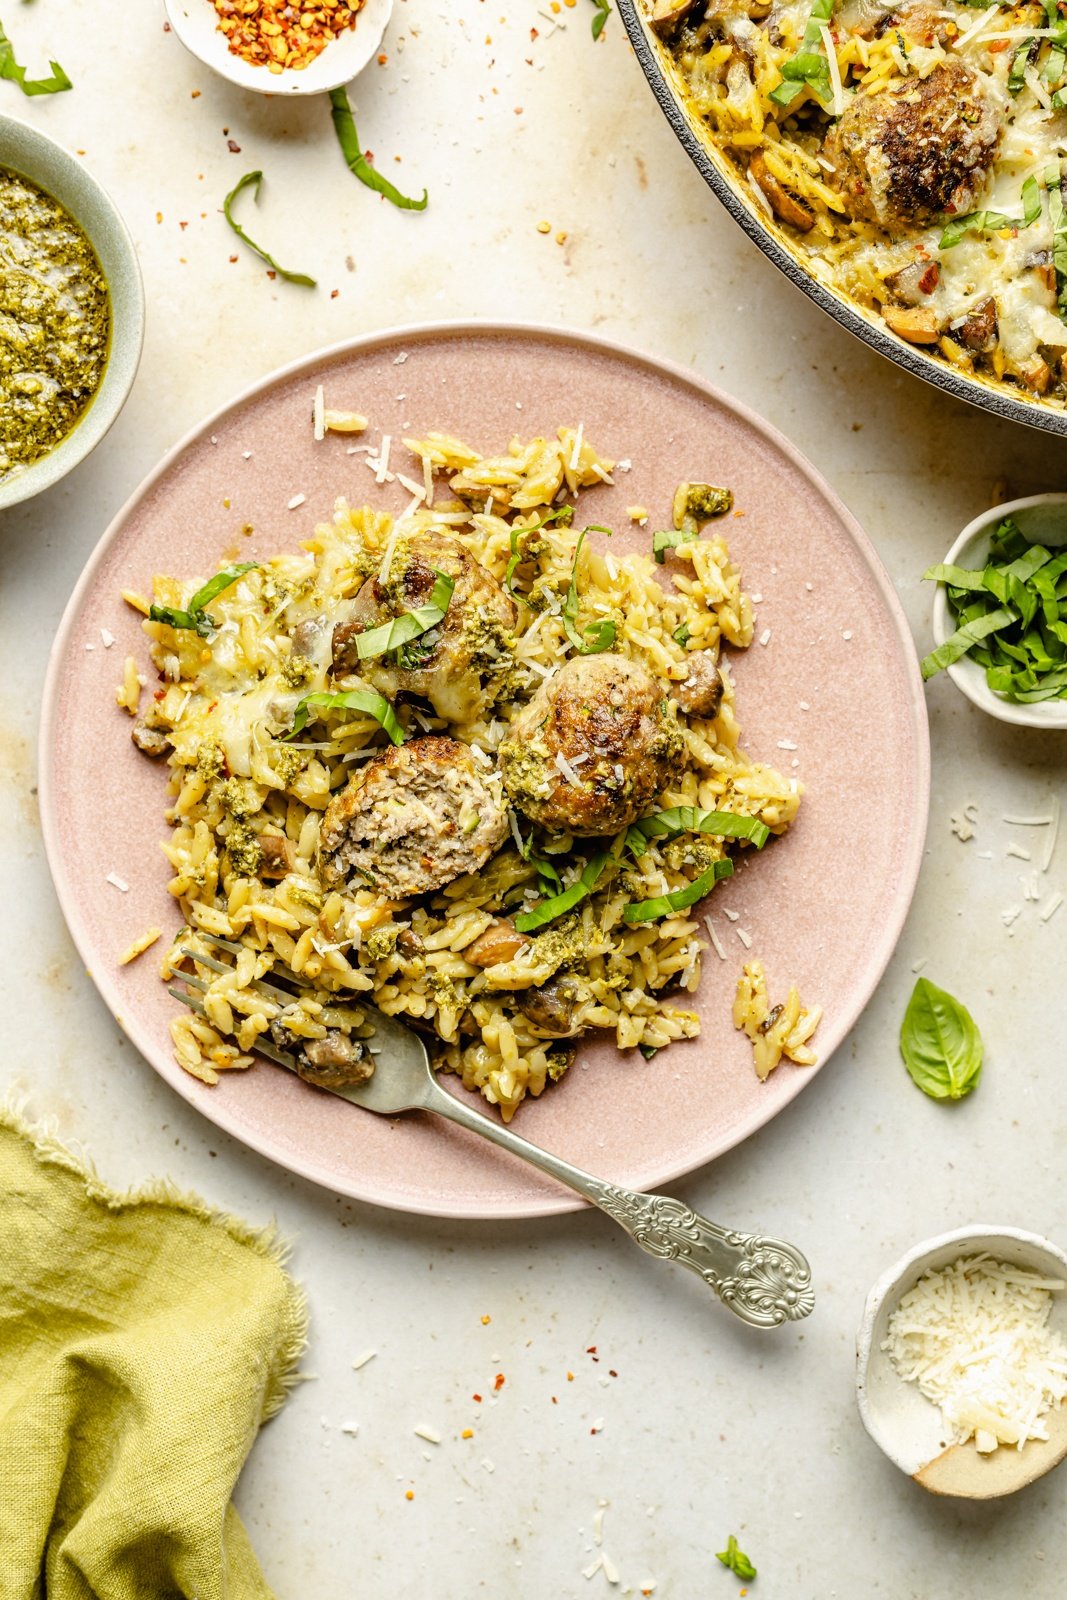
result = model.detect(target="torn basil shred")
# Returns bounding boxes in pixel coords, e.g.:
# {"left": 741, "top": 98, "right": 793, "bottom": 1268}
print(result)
{"left": 328, "top": 87, "right": 428, "bottom": 211}
{"left": 149, "top": 563, "right": 259, "bottom": 637}
{"left": 514, "top": 852, "right": 612, "bottom": 933}
{"left": 285, "top": 688, "right": 405, "bottom": 745}
{"left": 562, "top": 529, "right": 616, "bottom": 654}
{"left": 623, "top": 858, "right": 734, "bottom": 923}
{"left": 223, "top": 171, "right": 316, "bottom": 286}
{"left": 353, "top": 571, "right": 455, "bottom": 660}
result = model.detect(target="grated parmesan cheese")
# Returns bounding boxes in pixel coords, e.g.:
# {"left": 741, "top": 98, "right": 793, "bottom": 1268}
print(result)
{"left": 884, "top": 1255, "right": 1067, "bottom": 1452}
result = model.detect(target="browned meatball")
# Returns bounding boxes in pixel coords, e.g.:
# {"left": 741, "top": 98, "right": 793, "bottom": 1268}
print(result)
{"left": 824, "top": 62, "right": 1001, "bottom": 229}
{"left": 319, "top": 735, "right": 509, "bottom": 899}
{"left": 331, "top": 530, "right": 517, "bottom": 725}
{"left": 498, "top": 655, "right": 684, "bottom": 836}
{"left": 672, "top": 651, "right": 724, "bottom": 719}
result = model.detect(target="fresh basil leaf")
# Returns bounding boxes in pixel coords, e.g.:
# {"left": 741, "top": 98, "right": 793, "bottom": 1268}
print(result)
{"left": 939, "top": 176, "right": 1041, "bottom": 249}
{"left": 1009, "top": 37, "right": 1036, "bottom": 94}
{"left": 590, "top": 0, "right": 612, "bottom": 39}
{"left": 149, "top": 562, "right": 259, "bottom": 637}
{"left": 329, "top": 87, "right": 428, "bottom": 212}
{"left": 1047, "top": 164, "right": 1067, "bottom": 316}
{"left": 0, "top": 20, "right": 70, "bottom": 95}
{"left": 716, "top": 1536, "right": 757, "bottom": 1581}
{"left": 768, "top": 0, "right": 834, "bottom": 108}
{"left": 285, "top": 688, "right": 405, "bottom": 745}
{"left": 223, "top": 171, "right": 316, "bottom": 287}
{"left": 900, "top": 977, "right": 983, "bottom": 1101}
{"left": 672, "top": 623, "right": 691, "bottom": 647}
{"left": 919, "top": 607, "right": 1016, "bottom": 680}
{"left": 638, "top": 1042, "right": 659, "bottom": 1060}
{"left": 514, "top": 853, "right": 611, "bottom": 933}
{"left": 563, "top": 529, "right": 616, "bottom": 654}
{"left": 353, "top": 570, "right": 454, "bottom": 661}
{"left": 653, "top": 526, "right": 699, "bottom": 564}
{"left": 623, "top": 857, "right": 733, "bottom": 923}
{"left": 625, "top": 806, "right": 770, "bottom": 858}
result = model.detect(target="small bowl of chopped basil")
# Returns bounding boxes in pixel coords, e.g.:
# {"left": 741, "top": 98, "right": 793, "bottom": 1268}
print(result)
{"left": 924, "top": 494, "right": 1067, "bottom": 730}
{"left": 0, "top": 116, "right": 144, "bottom": 511}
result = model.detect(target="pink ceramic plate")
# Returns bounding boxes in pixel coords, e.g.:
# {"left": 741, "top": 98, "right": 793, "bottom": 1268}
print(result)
{"left": 40, "top": 324, "right": 929, "bottom": 1218}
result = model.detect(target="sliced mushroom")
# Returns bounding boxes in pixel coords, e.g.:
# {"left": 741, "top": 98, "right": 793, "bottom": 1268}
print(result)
{"left": 517, "top": 977, "right": 584, "bottom": 1038}
{"left": 131, "top": 719, "right": 170, "bottom": 758}
{"left": 257, "top": 832, "right": 296, "bottom": 878}
{"left": 672, "top": 651, "right": 724, "bottom": 719}
{"left": 749, "top": 152, "right": 815, "bottom": 233}
{"left": 885, "top": 259, "right": 940, "bottom": 305}
{"left": 298, "top": 1030, "right": 374, "bottom": 1089}
{"left": 1025, "top": 249, "right": 1057, "bottom": 295}
{"left": 466, "top": 918, "right": 531, "bottom": 968}
{"left": 952, "top": 297, "right": 998, "bottom": 354}
{"left": 648, "top": 0, "right": 700, "bottom": 35}
{"left": 883, "top": 305, "right": 941, "bottom": 344}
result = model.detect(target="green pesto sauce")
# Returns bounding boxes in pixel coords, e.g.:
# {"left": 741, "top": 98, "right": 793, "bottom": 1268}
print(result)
{"left": 0, "top": 167, "right": 110, "bottom": 479}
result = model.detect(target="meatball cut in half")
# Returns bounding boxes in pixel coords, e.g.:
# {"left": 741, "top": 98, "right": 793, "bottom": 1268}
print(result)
{"left": 824, "top": 60, "right": 1002, "bottom": 229}
{"left": 498, "top": 654, "right": 684, "bottom": 836}
{"left": 331, "top": 530, "right": 517, "bottom": 725}
{"left": 319, "top": 736, "right": 509, "bottom": 899}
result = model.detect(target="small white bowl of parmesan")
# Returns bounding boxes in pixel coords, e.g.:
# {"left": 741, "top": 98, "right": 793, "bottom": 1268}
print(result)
{"left": 857, "top": 1226, "right": 1067, "bottom": 1499}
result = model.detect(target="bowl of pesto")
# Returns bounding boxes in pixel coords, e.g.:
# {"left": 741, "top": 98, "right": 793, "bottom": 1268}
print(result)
{"left": 0, "top": 115, "right": 144, "bottom": 510}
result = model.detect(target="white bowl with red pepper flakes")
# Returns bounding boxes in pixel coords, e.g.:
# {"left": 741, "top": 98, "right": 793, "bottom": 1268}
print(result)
{"left": 164, "top": 0, "right": 393, "bottom": 95}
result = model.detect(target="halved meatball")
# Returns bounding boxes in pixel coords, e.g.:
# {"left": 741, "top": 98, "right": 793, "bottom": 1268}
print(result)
{"left": 331, "top": 530, "right": 517, "bottom": 724}
{"left": 498, "top": 655, "right": 684, "bottom": 836}
{"left": 824, "top": 61, "right": 1001, "bottom": 229}
{"left": 319, "top": 735, "right": 509, "bottom": 898}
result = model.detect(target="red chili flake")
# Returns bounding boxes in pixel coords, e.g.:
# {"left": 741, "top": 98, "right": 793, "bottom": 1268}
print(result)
{"left": 608, "top": 1369, "right": 618, "bottom": 1378}
{"left": 377, "top": 51, "right": 388, "bottom": 63}
{"left": 364, "top": 149, "right": 374, "bottom": 165}
{"left": 229, "top": 255, "right": 238, "bottom": 263}
{"left": 207, "top": 701, "right": 218, "bottom": 714}
{"left": 530, "top": 25, "right": 539, "bottom": 37}
{"left": 163, "top": 19, "right": 171, "bottom": 29}
{"left": 514, "top": 106, "right": 524, "bottom": 115}
{"left": 493, "top": 1374, "right": 505, "bottom": 1391}
{"left": 472, "top": 1393, "right": 483, "bottom": 1403}
{"left": 153, "top": 688, "right": 166, "bottom": 701}
{"left": 586, "top": 1346, "right": 597, "bottom": 1355}
{"left": 266, "top": 270, "right": 277, "bottom": 280}
{"left": 550, "top": 1396, "right": 558, "bottom": 1404}
{"left": 179, "top": 221, "right": 188, "bottom": 231}
{"left": 191, "top": 89, "right": 201, "bottom": 98}
{"left": 227, "top": 139, "right": 241, "bottom": 153}
{"left": 330, "top": 289, "right": 339, "bottom": 299}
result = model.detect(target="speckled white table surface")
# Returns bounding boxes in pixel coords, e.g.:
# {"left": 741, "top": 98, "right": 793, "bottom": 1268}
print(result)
{"left": 3, "top": 3, "right": 1067, "bottom": 1596}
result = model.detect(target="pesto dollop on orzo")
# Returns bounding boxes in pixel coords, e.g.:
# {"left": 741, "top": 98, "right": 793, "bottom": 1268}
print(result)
{"left": 0, "top": 167, "right": 109, "bottom": 479}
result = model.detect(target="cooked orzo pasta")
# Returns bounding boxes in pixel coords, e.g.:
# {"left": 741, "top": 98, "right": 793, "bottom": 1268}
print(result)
{"left": 124, "top": 423, "right": 800, "bottom": 1119}
{"left": 647, "top": 0, "right": 1067, "bottom": 406}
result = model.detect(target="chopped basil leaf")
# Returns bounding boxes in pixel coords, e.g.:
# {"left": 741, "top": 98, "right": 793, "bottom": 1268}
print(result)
{"left": 716, "top": 1536, "right": 757, "bottom": 1581}
{"left": 505, "top": 505, "right": 574, "bottom": 599}
{"left": 638, "top": 1042, "right": 659, "bottom": 1060}
{"left": 626, "top": 806, "right": 770, "bottom": 858}
{"left": 672, "top": 623, "right": 691, "bottom": 647}
{"left": 590, "top": 0, "right": 612, "bottom": 39}
{"left": 900, "top": 977, "right": 983, "bottom": 1100}
{"left": 514, "top": 820, "right": 565, "bottom": 893}
{"left": 514, "top": 852, "right": 611, "bottom": 933}
{"left": 353, "top": 570, "right": 455, "bottom": 661}
{"left": 329, "top": 87, "right": 428, "bottom": 212}
{"left": 623, "top": 857, "right": 733, "bottom": 923}
{"left": 921, "top": 516, "right": 1067, "bottom": 701}
{"left": 149, "top": 562, "right": 259, "bottom": 638}
{"left": 1048, "top": 164, "right": 1067, "bottom": 317}
{"left": 285, "top": 688, "right": 405, "bottom": 745}
{"left": 1008, "top": 38, "right": 1036, "bottom": 94}
{"left": 768, "top": 0, "right": 834, "bottom": 108}
{"left": 0, "top": 20, "right": 70, "bottom": 95}
{"left": 223, "top": 171, "right": 316, "bottom": 287}
{"left": 563, "top": 529, "right": 616, "bottom": 654}
{"left": 653, "top": 526, "right": 699, "bottom": 564}
{"left": 939, "top": 175, "right": 1041, "bottom": 249}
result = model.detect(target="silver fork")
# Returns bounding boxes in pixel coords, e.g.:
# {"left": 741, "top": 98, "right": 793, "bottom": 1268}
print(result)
{"left": 172, "top": 933, "right": 814, "bottom": 1328}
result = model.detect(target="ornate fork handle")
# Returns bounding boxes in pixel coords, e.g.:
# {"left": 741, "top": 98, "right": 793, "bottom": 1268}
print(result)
{"left": 425, "top": 1080, "right": 814, "bottom": 1328}
{"left": 587, "top": 1182, "right": 814, "bottom": 1328}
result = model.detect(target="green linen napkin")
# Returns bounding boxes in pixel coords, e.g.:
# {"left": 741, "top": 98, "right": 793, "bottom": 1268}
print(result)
{"left": 0, "top": 1105, "right": 307, "bottom": 1600}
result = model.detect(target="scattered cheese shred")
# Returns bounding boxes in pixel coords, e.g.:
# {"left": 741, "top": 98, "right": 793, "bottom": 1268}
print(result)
{"left": 884, "top": 1255, "right": 1067, "bottom": 1452}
